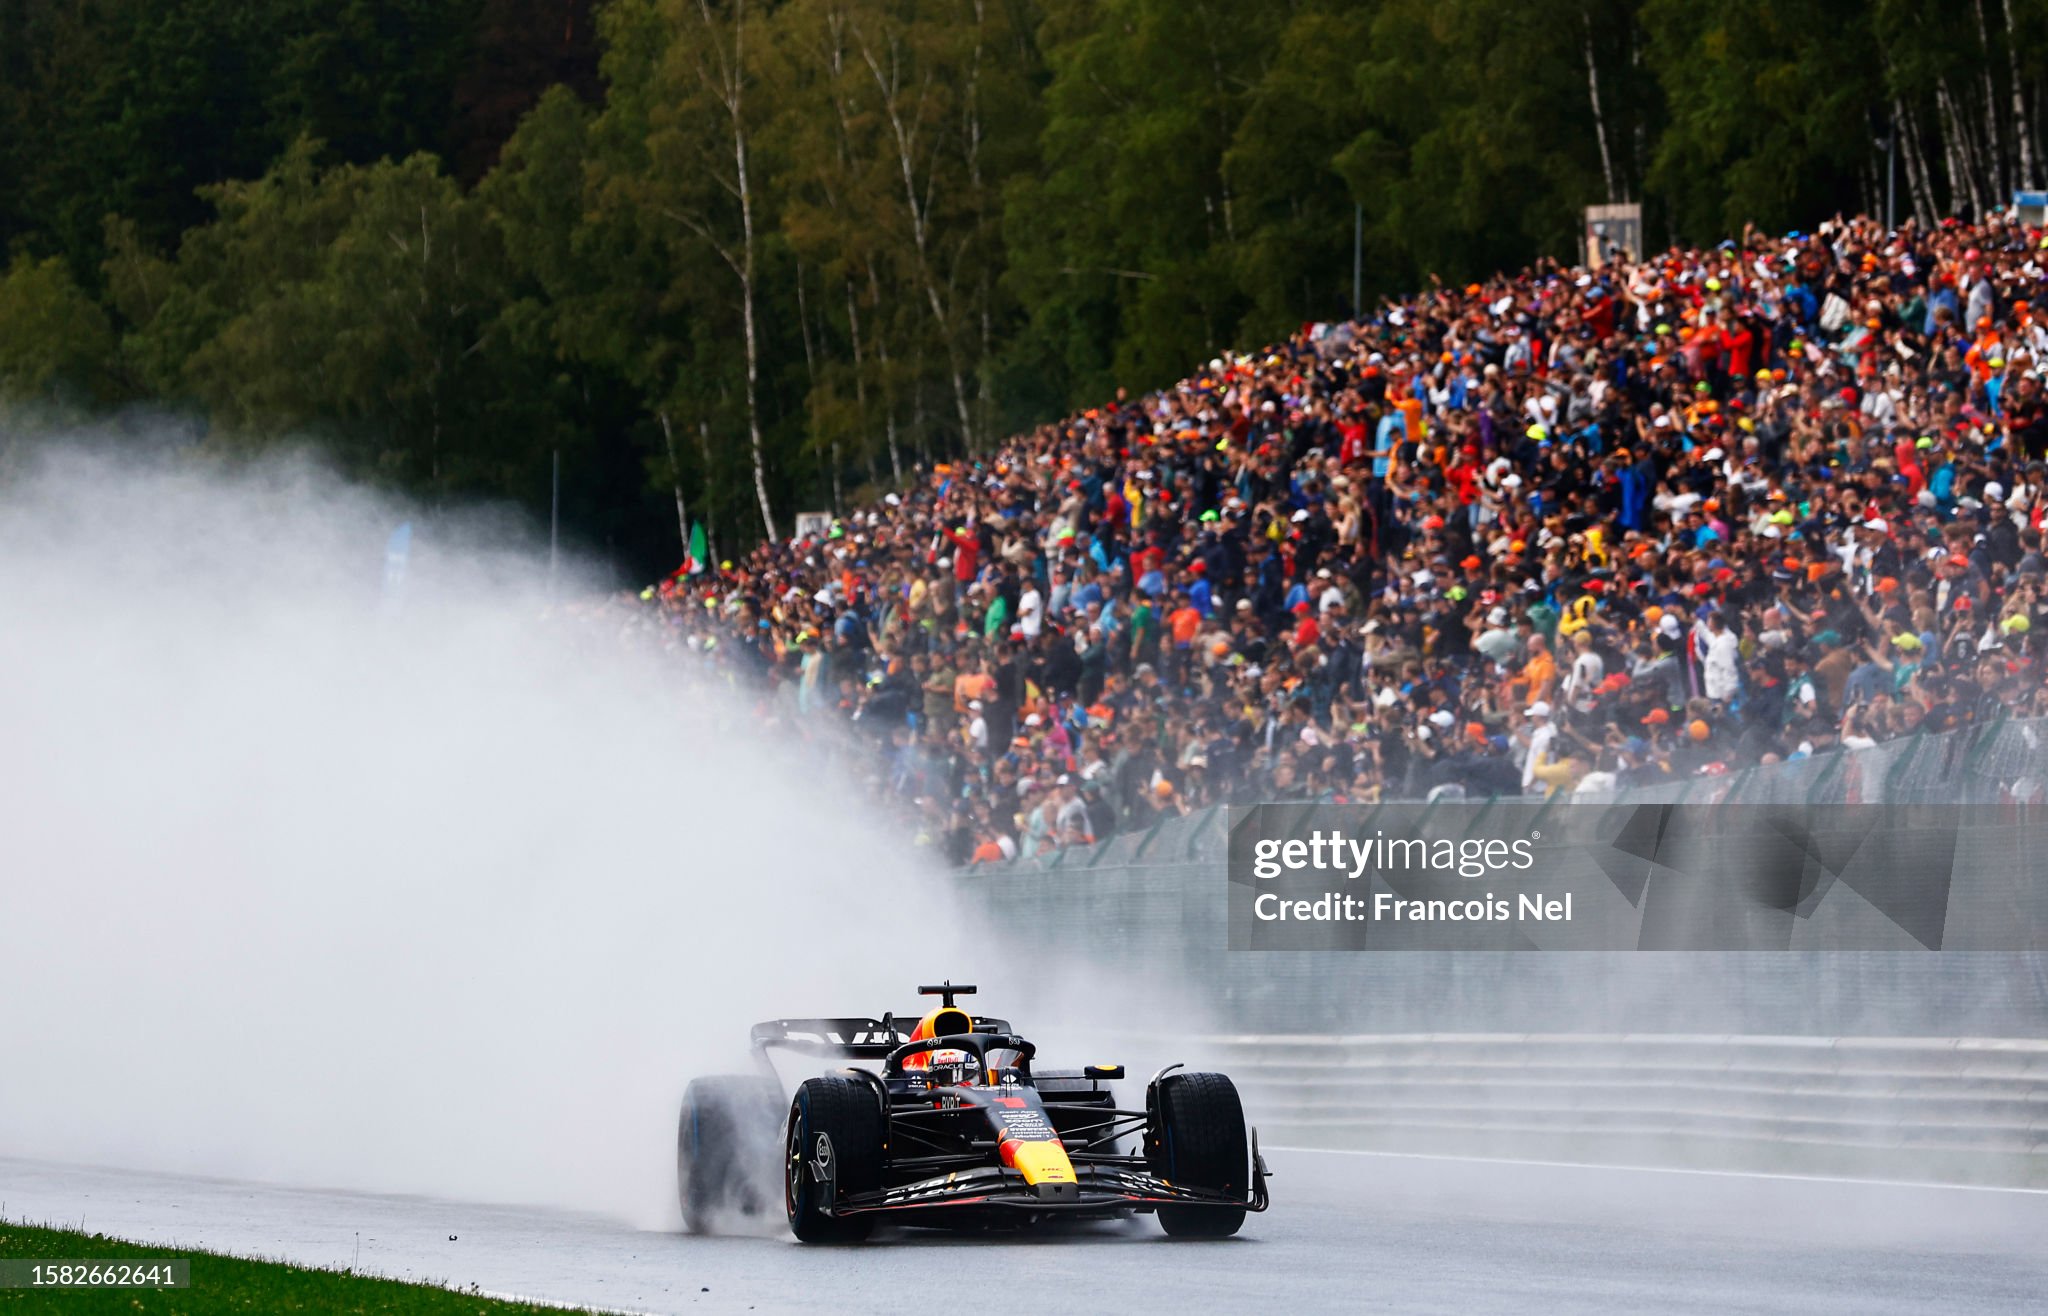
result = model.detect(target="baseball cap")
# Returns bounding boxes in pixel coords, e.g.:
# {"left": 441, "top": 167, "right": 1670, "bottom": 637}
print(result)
{"left": 1526, "top": 701, "right": 1553, "bottom": 718}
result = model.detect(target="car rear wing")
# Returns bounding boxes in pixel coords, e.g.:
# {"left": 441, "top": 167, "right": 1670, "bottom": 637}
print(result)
{"left": 750, "top": 1014, "right": 1013, "bottom": 1061}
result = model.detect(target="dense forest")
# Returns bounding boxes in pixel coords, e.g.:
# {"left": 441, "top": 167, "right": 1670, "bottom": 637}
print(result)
{"left": 4, "top": 0, "right": 2047, "bottom": 574}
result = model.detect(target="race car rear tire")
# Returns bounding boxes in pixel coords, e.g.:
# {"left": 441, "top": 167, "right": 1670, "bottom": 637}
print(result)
{"left": 784, "top": 1076, "right": 884, "bottom": 1243}
{"left": 677, "top": 1074, "right": 784, "bottom": 1234}
{"left": 1147, "top": 1071, "right": 1249, "bottom": 1238}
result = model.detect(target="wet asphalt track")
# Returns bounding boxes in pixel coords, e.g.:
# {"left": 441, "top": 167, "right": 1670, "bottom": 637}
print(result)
{"left": 3, "top": 1151, "right": 2044, "bottom": 1314}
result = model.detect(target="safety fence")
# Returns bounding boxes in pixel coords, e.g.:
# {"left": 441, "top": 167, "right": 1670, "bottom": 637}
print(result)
{"left": 1198, "top": 1033, "right": 2048, "bottom": 1188}
{"left": 958, "top": 720, "right": 2048, "bottom": 1181}
{"left": 957, "top": 716, "right": 2048, "bottom": 1036}
{"left": 977, "top": 715, "right": 2048, "bottom": 882}
{"left": 964, "top": 848, "right": 2048, "bottom": 1036}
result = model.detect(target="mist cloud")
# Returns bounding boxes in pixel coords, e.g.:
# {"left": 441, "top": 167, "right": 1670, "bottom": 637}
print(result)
{"left": 0, "top": 438, "right": 969, "bottom": 1225}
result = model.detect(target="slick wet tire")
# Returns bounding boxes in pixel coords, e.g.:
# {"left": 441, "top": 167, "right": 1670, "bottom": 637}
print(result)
{"left": 1147, "top": 1072, "right": 1249, "bottom": 1238}
{"left": 784, "top": 1076, "right": 885, "bottom": 1243}
{"left": 677, "top": 1075, "right": 784, "bottom": 1235}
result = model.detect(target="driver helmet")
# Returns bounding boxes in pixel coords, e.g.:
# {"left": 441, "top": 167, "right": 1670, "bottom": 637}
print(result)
{"left": 903, "top": 1006, "right": 979, "bottom": 1083}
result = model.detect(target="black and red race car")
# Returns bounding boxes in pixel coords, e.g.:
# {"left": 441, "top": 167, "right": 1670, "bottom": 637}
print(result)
{"left": 676, "top": 982, "right": 1270, "bottom": 1242}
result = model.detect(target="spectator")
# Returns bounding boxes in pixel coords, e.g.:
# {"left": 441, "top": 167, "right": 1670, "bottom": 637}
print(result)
{"left": 625, "top": 209, "right": 2048, "bottom": 856}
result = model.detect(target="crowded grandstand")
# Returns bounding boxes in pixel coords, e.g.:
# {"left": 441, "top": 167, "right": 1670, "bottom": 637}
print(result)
{"left": 628, "top": 212, "right": 2048, "bottom": 865}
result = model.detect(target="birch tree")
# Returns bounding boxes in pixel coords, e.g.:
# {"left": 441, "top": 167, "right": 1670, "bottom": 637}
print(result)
{"left": 771, "top": 0, "right": 1033, "bottom": 461}
{"left": 594, "top": 0, "right": 778, "bottom": 541}
{"left": 1998, "top": 0, "right": 2037, "bottom": 188}
{"left": 1585, "top": 11, "right": 1620, "bottom": 203}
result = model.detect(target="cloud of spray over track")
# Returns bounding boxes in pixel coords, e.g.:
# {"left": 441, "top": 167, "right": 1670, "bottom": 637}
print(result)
{"left": 0, "top": 439, "right": 983, "bottom": 1225}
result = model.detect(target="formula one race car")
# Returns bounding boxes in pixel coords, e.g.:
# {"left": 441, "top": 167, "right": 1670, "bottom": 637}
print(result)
{"left": 676, "top": 982, "right": 1270, "bottom": 1242}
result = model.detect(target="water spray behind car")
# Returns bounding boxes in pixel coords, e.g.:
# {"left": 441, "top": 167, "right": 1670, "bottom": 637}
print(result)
{"left": 0, "top": 435, "right": 1044, "bottom": 1228}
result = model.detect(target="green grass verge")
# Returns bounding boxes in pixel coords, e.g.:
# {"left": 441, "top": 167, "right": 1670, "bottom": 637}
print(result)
{"left": 0, "top": 1222, "right": 598, "bottom": 1314}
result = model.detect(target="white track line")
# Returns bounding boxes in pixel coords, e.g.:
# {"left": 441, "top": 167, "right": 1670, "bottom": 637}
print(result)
{"left": 473, "top": 1290, "right": 655, "bottom": 1316}
{"left": 1262, "top": 1144, "right": 2048, "bottom": 1195}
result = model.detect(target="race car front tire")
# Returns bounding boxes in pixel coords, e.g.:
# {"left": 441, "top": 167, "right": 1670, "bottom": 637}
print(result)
{"left": 1147, "top": 1071, "right": 1249, "bottom": 1238}
{"left": 677, "top": 1074, "right": 784, "bottom": 1234}
{"left": 784, "top": 1076, "right": 885, "bottom": 1243}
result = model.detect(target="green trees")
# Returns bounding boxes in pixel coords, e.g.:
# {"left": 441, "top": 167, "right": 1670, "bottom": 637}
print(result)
{"left": 1641, "top": 0, "right": 1883, "bottom": 240}
{"left": 100, "top": 142, "right": 562, "bottom": 496}
{"left": 767, "top": 0, "right": 1039, "bottom": 467}
{"left": 0, "top": 256, "right": 115, "bottom": 412}
{"left": 6, "top": 0, "right": 2048, "bottom": 575}
{"left": 1639, "top": 0, "right": 2048, "bottom": 239}
{"left": 1343, "top": 0, "right": 1628, "bottom": 281}
{"left": 1006, "top": 0, "right": 1280, "bottom": 404}
{"left": 1005, "top": 0, "right": 1634, "bottom": 402}
{"left": 590, "top": 0, "right": 780, "bottom": 540}
{"left": 0, "top": 0, "right": 490, "bottom": 280}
